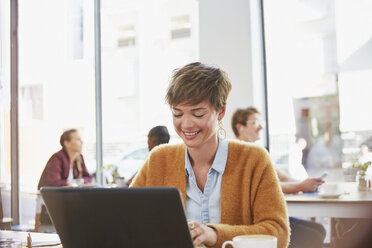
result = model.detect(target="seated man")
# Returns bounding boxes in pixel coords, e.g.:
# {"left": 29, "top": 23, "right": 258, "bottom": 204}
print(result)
{"left": 127, "top": 125, "right": 170, "bottom": 185}
{"left": 37, "top": 129, "right": 92, "bottom": 227}
{"left": 146, "top": 125, "right": 170, "bottom": 151}
{"left": 231, "top": 106, "right": 326, "bottom": 248}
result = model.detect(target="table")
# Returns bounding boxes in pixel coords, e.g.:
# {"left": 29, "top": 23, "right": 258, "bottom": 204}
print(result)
{"left": 0, "top": 230, "right": 61, "bottom": 247}
{"left": 285, "top": 182, "right": 372, "bottom": 246}
{"left": 285, "top": 182, "right": 372, "bottom": 218}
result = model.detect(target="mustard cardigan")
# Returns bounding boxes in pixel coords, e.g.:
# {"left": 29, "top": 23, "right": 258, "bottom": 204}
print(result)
{"left": 131, "top": 140, "right": 290, "bottom": 248}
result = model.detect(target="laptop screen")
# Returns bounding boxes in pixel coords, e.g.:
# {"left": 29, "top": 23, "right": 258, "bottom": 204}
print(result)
{"left": 40, "top": 187, "right": 194, "bottom": 248}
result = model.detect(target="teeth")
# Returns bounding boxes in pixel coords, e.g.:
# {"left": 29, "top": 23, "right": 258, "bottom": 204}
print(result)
{"left": 184, "top": 131, "right": 198, "bottom": 136}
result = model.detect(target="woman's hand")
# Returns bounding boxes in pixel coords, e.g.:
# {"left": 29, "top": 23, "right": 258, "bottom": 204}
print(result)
{"left": 188, "top": 220, "right": 217, "bottom": 247}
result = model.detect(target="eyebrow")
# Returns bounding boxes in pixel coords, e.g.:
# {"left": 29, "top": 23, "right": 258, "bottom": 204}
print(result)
{"left": 172, "top": 107, "right": 207, "bottom": 112}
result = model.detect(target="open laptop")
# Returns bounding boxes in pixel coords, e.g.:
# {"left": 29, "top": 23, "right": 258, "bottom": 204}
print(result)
{"left": 40, "top": 187, "right": 194, "bottom": 248}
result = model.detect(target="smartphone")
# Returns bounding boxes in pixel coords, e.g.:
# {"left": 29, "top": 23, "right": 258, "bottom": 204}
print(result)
{"left": 320, "top": 171, "right": 328, "bottom": 179}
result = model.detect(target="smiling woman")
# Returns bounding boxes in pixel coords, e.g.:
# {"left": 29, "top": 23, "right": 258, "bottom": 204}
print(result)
{"left": 130, "top": 62, "right": 290, "bottom": 248}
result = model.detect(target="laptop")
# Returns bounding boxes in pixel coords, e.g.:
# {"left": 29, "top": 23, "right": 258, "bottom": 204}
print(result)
{"left": 40, "top": 187, "right": 194, "bottom": 248}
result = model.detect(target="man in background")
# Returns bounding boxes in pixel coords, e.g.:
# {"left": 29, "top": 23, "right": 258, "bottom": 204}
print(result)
{"left": 147, "top": 125, "right": 170, "bottom": 151}
{"left": 231, "top": 107, "right": 326, "bottom": 248}
{"left": 127, "top": 125, "right": 170, "bottom": 185}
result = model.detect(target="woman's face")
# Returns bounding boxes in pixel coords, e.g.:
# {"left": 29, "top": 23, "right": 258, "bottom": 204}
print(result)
{"left": 239, "top": 113, "right": 264, "bottom": 143}
{"left": 65, "top": 131, "right": 83, "bottom": 153}
{"left": 171, "top": 100, "right": 224, "bottom": 149}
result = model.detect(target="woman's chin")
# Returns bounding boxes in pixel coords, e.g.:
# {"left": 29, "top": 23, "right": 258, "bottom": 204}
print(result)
{"left": 182, "top": 138, "right": 201, "bottom": 148}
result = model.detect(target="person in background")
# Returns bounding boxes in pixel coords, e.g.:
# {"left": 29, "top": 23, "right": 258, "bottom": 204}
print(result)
{"left": 126, "top": 125, "right": 170, "bottom": 185}
{"left": 147, "top": 125, "right": 170, "bottom": 151}
{"left": 38, "top": 129, "right": 92, "bottom": 189}
{"left": 131, "top": 62, "right": 289, "bottom": 248}
{"left": 231, "top": 106, "right": 326, "bottom": 248}
{"left": 37, "top": 129, "right": 92, "bottom": 227}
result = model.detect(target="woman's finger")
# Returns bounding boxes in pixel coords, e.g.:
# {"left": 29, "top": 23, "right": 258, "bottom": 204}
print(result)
{"left": 191, "top": 227, "right": 202, "bottom": 238}
{"left": 193, "top": 236, "right": 204, "bottom": 247}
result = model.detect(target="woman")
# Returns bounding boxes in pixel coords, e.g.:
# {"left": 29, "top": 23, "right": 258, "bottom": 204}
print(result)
{"left": 38, "top": 129, "right": 92, "bottom": 189}
{"left": 37, "top": 129, "right": 92, "bottom": 228}
{"left": 231, "top": 106, "right": 326, "bottom": 248}
{"left": 131, "top": 62, "right": 289, "bottom": 248}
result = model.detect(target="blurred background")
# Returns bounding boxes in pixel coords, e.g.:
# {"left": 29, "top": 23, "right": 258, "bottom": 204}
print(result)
{"left": 1, "top": 0, "right": 371, "bottom": 230}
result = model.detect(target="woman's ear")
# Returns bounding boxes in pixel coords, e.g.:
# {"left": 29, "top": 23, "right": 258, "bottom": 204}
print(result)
{"left": 218, "top": 107, "right": 226, "bottom": 121}
{"left": 63, "top": 140, "right": 69, "bottom": 149}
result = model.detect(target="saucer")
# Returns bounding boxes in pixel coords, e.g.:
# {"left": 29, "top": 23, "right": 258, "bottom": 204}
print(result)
{"left": 317, "top": 191, "right": 345, "bottom": 199}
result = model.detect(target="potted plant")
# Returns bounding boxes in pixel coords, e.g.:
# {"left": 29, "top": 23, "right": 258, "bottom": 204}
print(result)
{"left": 351, "top": 158, "right": 371, "bottom": 191}
{"left": 101, "top": 164, "right": 120, "bottom": 184}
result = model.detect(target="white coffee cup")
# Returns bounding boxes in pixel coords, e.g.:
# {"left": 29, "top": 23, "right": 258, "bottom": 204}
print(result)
{"left": 114, "top": 176, "right": 127, "bottom": 187}
{"left": 222, "top": 234, "right": 277, "bottom": 248}
{"left": 68, "top": 178, "right": 84, "bottom": 187}
{"left": 320, "top": 183, "right": 338, "bottom": 194}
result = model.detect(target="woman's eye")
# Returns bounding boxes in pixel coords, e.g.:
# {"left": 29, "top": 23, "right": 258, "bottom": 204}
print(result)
{"left": 194, "top": 114, "right": 204, "bottom": 118}
{"left": 173, "top": 114, "right": 182, "bottom": 118}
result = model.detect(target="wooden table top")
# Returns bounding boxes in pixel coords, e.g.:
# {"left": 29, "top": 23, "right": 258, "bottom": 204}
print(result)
{"left": 285, "top": 182, "right": 372, "bottom": 203}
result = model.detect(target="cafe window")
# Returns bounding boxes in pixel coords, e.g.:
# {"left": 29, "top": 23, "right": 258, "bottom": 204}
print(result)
{"left": 20, "top": 85, "right": 43, "bottom": 120}
{"left": 5, "top": 0, "right": 198, "bottom": 227}
{"left": 17, "top": 0, "right": 96, "bottom": 226}
{"left": 0, "top": 0, "right": 11, "bottom": 219}
{"left": 171, "top": 15, "right": 191, "bottom": 40}
{"left": 100, "top": 0, "right": 198, "bottom": 165}
{"left": 263, "top": 0, "right": 372, "bottom": 178}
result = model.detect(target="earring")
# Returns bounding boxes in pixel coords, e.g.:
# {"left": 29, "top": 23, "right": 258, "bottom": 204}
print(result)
{"left": 217, "top": 121, "right": 226, "bottom": 140}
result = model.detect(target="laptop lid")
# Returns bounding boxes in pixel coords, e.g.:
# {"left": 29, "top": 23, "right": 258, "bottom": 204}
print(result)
{"left": 40, "top": 187, "right": 194, "bottom": 248}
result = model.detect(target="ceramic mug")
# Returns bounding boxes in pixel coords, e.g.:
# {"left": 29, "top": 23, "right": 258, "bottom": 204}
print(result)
{"left": 114, "top": 176, "right": 127, "bottom": 187}
{"left": 320, "top": 183, "right": 338, "bottom": 194}
{"left": 68, "top": 178, "right": 84, "bottom": 187}
{"left": 222, "top": 234, "right": 277, "bottom": 248}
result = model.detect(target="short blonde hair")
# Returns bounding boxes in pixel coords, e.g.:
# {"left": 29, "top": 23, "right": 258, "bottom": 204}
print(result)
{"left": 165, "top": 62, "right": 232, "bottom": 111}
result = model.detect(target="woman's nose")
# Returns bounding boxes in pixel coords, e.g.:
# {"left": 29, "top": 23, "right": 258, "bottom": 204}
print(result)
{"left": 181, "top": 115, "right": 194, "bottom": 129}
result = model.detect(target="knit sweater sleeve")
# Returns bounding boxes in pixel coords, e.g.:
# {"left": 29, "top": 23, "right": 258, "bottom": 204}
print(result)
{"left": 129, "top": 143, "right": 185, "bottom": 187}
{"left": 208, "top": 143, "right": 290, "bottom": 248}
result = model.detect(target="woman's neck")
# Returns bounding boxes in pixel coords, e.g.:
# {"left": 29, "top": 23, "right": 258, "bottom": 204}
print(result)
{"left": 188, "top": 136, "right": 219, "bottom": 168}
{"left": 66, "top": 149, "right": 79, "bottom": 165}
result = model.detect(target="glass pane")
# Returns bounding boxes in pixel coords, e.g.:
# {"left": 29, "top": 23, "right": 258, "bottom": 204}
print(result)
{"left": 0, "top": 0, "right": 11, "bottom": 219}
{"left": 100, "top": 0, "right": 199, "bottom": 182}
{"left": 18, "top": 0, "right": 95, "bottom": 227}
{"left": 263, "top": 0, "right": 372, "bottom": 181}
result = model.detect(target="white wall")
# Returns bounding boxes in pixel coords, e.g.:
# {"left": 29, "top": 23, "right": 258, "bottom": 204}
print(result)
{"left": 199, "top": 0, "right": 266, "bottom": 144}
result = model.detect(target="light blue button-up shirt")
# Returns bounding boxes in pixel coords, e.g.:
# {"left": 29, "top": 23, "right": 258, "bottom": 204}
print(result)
{"left": 185, "top": 139, "right": 229, "bottom": 224}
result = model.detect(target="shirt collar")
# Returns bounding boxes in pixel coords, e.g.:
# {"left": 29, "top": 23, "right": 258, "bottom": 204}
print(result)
{"left": 185, "top": 139, "right": 229, "bottom": 175}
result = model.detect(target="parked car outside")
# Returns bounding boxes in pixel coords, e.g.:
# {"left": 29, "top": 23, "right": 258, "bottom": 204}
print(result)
{"left": 103, "top": 147, "right": 149, "bottom": 184}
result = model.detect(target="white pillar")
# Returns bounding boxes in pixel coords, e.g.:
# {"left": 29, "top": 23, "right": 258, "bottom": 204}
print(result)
{"left": 199, "top": 0, "right": 267, "bottom": 146}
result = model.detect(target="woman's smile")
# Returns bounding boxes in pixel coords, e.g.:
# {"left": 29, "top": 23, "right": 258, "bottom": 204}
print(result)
{"left": 182, "top": 130, "right": 201, "bottom": 139}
